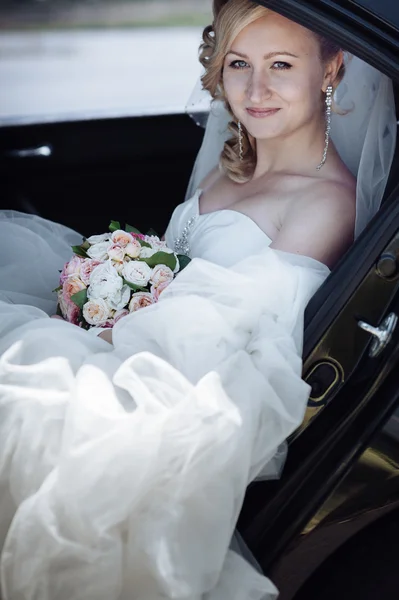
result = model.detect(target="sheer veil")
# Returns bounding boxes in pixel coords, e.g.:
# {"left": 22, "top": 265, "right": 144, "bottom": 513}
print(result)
{"left": 185, "top": 54, "right": 397, "bottom": 239}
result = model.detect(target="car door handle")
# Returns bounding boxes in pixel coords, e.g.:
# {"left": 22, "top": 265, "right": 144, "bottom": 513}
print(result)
{"left": 358, "top": 312, "right": 398, "bottom": 357}
{"left": 5, "top": 144, "right": 52, "bottom": 158}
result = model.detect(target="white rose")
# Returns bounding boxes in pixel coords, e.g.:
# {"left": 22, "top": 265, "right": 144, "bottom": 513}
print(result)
{"left": 87, "top": 241, "right": 111, "bottom": 261}
{"left": 86, "top": 233, "right": 110, "bottom": 244}
{"left": 83, "top": 298, "right": 112, "bottom": 325}
{"left": 123, "top": 261, "right": 152, "bottom": 287}
{"left": 139, "top": 246, "right": 157, "bottom": 259}
{"left": 88, "top": 261, "right": 123, "bottom": 299}
{"left": 108, "top": 243, "right": 125, "bottom": 263}
{"left": 150, "top": 264, "right": 174, "bottom": 288}
{"left": 108, "top": 284, "right": 131, "bottom": 311}
{"left": 114, "top": 262, "right": 125, "bottom": 275}
{"left": 145, "top": 235, "right": 163, "bottom": 248}
{"left": 153, "top": 244, "right": 174, "bottom": 255}
{"left": 125, "top": 239, "right": 142, "bottom": 258}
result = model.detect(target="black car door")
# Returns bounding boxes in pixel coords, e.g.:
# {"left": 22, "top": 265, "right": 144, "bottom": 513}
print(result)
{"left": 0, "top": 114, "right": 204, "bottom": 237}
{"left": 237, "top": 0, "right": 399, "bottom": 582}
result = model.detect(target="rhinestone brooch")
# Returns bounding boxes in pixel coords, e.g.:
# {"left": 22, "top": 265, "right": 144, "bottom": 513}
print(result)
{"left": 174, "top": 215, "right": 198, "bottom": 256}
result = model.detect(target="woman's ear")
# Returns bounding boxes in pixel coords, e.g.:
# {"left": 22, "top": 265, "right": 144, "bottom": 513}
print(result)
{"left": 322, "top": 50, "right": 344, "bottom": 92}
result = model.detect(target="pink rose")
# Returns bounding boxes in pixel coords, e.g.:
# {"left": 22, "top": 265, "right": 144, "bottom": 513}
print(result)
{"left": 114, "top": 308, "right": 129, "bottom": 323}
{"left": 60, "top": 256, "right": 84, "bottom": 284}
{"left": 63, "top": 275, "right": 86, "bottom": 302}
{"left": 80, "top": 259, "right": 103, "bottom": 285}
{"left": 111, "top": 230, "right": 133, "bottom": 247}
{"left": 128, "top": 292, "right": 155, "bottom": 313}
{"left": 151, "top": 279, "right": 171, "bottom": 301}
{"left": 57, "top": 291, "right": 69, "bottom": 319}
{"left": 65, "top": 299, "right": 81, "bottom": 325}
{"left": 102, "top": 319, "right": 115, "bottom": 328}
{"left": 150, "top": 264, "right": 174, "bottom": 288}
{"left": 57, "top": 291, "right": 80, "bottom": 325}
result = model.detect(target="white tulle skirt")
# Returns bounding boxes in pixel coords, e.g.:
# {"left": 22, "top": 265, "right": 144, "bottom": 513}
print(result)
{"left": 0, "top": 211, "right": 329, "bottom": 600}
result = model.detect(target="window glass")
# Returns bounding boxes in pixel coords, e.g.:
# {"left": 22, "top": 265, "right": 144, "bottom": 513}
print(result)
{"left": 0, "top": 0, "right": 212, "bottom": 125}
{"left": 352, "top": 0, "right": 399, "bottom": 28}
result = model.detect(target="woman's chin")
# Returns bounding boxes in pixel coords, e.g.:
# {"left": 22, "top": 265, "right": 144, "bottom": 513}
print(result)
{"left": 246, "top": 125, "right": 284, "bottom": 142}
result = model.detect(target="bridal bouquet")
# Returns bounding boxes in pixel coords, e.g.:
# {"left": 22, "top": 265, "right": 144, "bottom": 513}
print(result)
{"left": 55, "top": 220, "right": 189, "bottom": 330}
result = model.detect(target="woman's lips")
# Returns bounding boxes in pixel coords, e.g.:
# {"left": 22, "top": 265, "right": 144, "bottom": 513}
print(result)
{"left": 246, "top": 108, "right": 280, "bottom": 118}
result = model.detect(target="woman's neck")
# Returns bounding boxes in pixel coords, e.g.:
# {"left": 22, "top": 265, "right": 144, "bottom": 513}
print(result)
{"left": 252, "top": 114, "right": 327, "bottom": 179}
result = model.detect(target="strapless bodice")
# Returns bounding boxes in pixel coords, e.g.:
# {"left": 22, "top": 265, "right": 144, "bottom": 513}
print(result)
{"left": 164, "top": 189, "right": 272, "bottom": 268}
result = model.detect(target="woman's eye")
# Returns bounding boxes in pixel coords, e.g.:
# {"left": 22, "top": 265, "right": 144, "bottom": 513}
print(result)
{"left": 272, "top": 61, "right": 292, "bottom": 70}
{"left": 229, "top": 60, "right": 249, "bottom": 70}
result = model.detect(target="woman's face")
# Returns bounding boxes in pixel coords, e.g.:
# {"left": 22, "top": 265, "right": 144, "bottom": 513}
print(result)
{"left": 222, "top": 12, "right": 329, "bottom": 141}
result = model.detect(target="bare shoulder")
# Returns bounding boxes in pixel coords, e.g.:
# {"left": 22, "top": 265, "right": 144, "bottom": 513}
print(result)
{"left": 299, "top": 177, "right": 356, "bottom": 226}
{"left": 272, "top": 176, "right": 357, "bottom": 269}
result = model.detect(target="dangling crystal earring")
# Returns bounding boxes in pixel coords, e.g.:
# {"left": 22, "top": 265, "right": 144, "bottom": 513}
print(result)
{"left": 316, "top": 84, "right": 333, "bottom": 171}
{"left": 238, "top": 120, "right": 244, "bottom": 162}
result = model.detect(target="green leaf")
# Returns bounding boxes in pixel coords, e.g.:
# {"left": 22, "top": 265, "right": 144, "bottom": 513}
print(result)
{"left": 52, "top": 285, "right": 62, "bottom": 293}
{"left": 139, "top": 251, "right": 176, "bottom": 271}
{"left": 146, "top": 228, "right": 159, "bottom": 238}
{"left": 137, "top": 239, "right": 152, "bottom": 248}
{"left": 70, "top": 289, "right": 88, "bottom": 309}
{"left": 123, "top": 278, "right": 148, "bottom": 293}
{"left": 71, "top": 245, "right": 89, "bottom": 258}
{"left": 176, "top": 254, "right": 191, "bottom": 271}
{"left": 125, "top": 223, "right": 142, "bottom": 235}
{"left": 78, "top": 316, "right": 90, "bottom": 330}
{"left": 109, "top": 220, "right": 121, "bottom": 233}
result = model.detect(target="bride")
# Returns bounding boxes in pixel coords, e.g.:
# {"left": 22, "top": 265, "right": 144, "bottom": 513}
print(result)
{"left": 0, "top": 1, "right": 395, "bottom": 599}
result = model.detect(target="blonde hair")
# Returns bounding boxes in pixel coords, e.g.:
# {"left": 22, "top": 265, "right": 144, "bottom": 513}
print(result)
{"left": 199, "top": 0, "right": 346, "bottom": 183}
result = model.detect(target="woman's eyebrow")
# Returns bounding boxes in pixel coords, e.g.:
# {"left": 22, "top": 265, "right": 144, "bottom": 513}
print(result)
{"left": 227, "top": 50, "right": 299, "bottom": 59}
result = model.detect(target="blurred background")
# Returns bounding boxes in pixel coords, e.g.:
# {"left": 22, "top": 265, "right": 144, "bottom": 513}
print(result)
{"left": 0, "top": 0, "right": 213, "bottom": 124}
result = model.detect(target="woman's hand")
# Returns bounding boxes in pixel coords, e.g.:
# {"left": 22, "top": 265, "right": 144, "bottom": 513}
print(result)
{"left": 98, "top": 329, "right": 113, "bottom": 344}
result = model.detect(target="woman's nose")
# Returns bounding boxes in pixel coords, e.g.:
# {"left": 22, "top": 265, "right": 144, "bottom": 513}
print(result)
{"left": 247, "top": 70, "right": 272, "bottom": 104}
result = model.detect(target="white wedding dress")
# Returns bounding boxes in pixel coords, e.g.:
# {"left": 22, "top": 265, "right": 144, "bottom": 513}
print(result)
{"left": 0, "top": 195, "right": 330, "bottom": 600}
